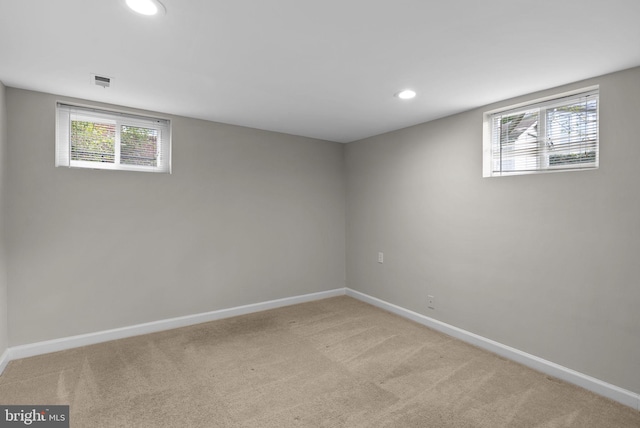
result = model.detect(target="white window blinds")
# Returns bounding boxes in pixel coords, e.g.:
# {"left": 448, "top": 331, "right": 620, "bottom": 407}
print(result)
{"left": 56, "top": 103, "right": 171, "bottom": 173}
{"left": 485, "top": 89, "right": 598, "bottom": 177}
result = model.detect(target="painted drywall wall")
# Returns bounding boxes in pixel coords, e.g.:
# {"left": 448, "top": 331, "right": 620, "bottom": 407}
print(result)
{"left": 0, "top": 82, "right": 8, "bottom": 355}
{"left": 6, "top": 88, "right": 346, "bottom": 346}
{"left": 345, "top": 66, "right": 640, "bottom": 394}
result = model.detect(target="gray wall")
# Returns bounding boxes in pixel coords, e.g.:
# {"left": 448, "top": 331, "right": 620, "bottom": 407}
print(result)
{"left": 6, "top": 88, "right": 346, "bottom": 346}
{"left": 346, "top": 66, "right": 640, "bottom": 394}
{"left": 0, "top": 82, "right": 7, "bottom": 355}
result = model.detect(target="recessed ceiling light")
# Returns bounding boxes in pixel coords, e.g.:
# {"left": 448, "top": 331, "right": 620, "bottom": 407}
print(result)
{"left": 396, "top": 89, "right": 417, "bottom": 100}
{"left": 125, "top": 0, "right": 166, "bottom": 16}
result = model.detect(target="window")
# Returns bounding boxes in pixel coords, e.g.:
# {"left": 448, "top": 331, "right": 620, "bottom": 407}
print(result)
{"left": 483, "top": 88, "right": 598, "bottom": 177}
{"left": 56, "top": 103, "right": 171, "bottom": 173}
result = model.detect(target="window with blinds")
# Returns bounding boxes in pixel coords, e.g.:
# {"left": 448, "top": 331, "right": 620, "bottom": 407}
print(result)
{"left": 483, "top": 88, "right": 598, "bottom": 177}
{"left": 56, "top": 103, "right": 171, "bottom": 173}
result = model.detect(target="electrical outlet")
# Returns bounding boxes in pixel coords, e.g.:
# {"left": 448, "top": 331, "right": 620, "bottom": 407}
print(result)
{"left": 378, "top": 252, "right": 384, "bottom": 263}
{"left": 427, "top": 295, "right": 435, "bottom": 309}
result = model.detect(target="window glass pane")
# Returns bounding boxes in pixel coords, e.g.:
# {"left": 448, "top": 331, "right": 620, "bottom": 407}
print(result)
{"left": 120, "top": 125, "right": 158, "bottom": 167}
{"left": 71, "top": 120, "right": 115, "bottom": 163}
{"left": 546, "top": 99, "right": 597, "bottom": 167}
{"left": 494, "top": 110, "right": 539, "bottom": 173}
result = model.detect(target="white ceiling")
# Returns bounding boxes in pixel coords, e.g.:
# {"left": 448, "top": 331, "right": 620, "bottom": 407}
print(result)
{"left": 1, "top": 0, "right": 639, "bottom": 143}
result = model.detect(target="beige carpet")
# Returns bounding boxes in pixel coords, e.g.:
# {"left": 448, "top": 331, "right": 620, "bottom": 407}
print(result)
{"left": 0, "top": 296, "right": 638, "bottom": 427}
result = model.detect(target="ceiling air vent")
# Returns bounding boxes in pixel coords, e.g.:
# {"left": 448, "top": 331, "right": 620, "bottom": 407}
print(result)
{"left": 92, "top": 74, "right": 111, "bottom": 88}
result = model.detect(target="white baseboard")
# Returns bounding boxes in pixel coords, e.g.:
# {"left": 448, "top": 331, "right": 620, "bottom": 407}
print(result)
{"left": 0, "top": 348, "right": 10, "bottom": 375}
{"left": 5, "top": 288, "right": 346, "bottom": 364}
{"left": 346, "top": 288, "right": 640, "bottom": 411}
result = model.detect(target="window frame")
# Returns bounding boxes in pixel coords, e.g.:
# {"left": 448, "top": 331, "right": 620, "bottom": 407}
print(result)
{"left": 482, "top": 86, "right": 599, "bottom": 177}
{"left": 56, "top": 102, "right": 172, "bottom": 174}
